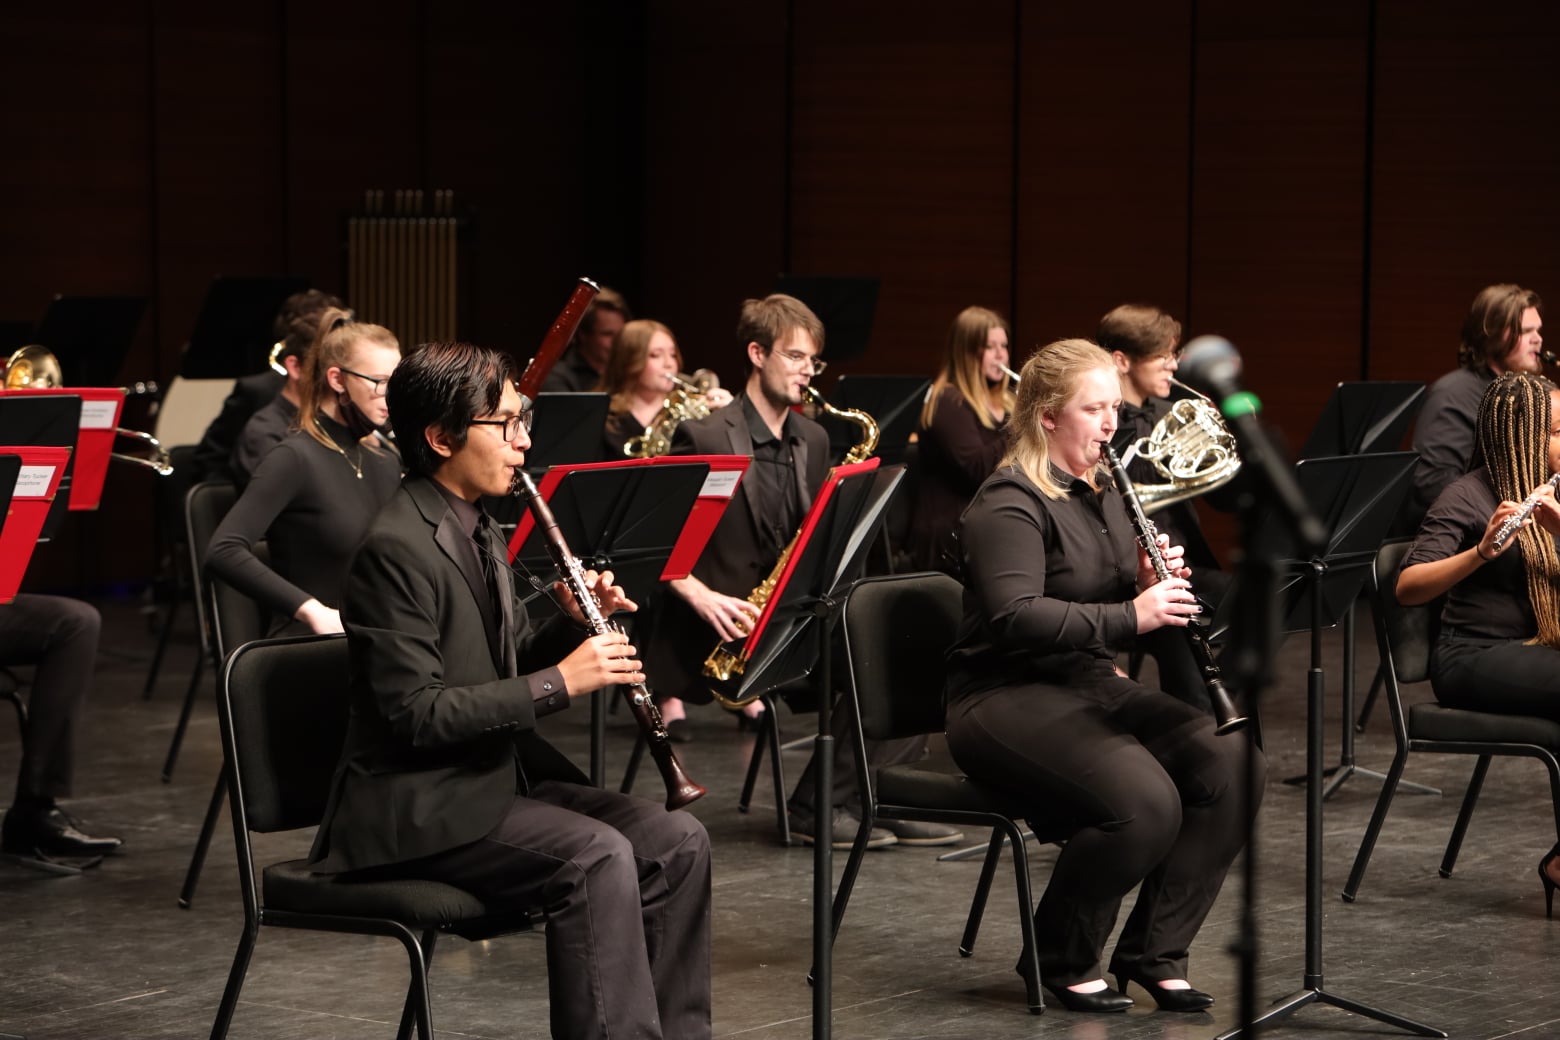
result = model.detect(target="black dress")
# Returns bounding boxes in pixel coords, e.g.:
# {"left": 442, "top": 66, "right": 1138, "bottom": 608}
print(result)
{"left": 907, "top": 385, "right": 1006, "bottom": 574}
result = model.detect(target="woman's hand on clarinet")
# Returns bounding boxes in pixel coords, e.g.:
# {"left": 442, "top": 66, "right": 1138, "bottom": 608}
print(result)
{"left": 557, "top": 629, "right": 643, "bottom": 696}
{"left": 1135, "top": 533, "right": 1191, "bottom": 591}
{"left": 670, "top": 575, "right": 760, "bottom": 641}
{"left": 1133, "top": 575, "right": 1200, "bottom": 634}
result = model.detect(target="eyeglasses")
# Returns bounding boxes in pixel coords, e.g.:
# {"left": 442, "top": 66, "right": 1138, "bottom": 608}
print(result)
{"left": 340, "top": 368, "right": 391, "bottom": 397}
{"left": 773, "top": 348, "right": 828, "bottom": 376}
{"left": 470, "top": 405, "right": 535, "bottom": 442}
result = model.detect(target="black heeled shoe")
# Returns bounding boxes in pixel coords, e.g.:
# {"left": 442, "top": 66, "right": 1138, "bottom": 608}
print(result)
{"left": 1041, "top": 982, "right": 1133, "bottom": 1013}
{"left": 1539, "top": 842, "right": 1560, "bottom": 919}
{"left": 1112, "top": 968, "right": 1214, "bottom": 1012}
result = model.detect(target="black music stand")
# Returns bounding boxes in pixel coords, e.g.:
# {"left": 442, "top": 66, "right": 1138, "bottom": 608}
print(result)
{"left": 818, "top": 374, "right": 928, "bottom": 467}
{"left": 1291, "top": 382, "right": 1433, "bottom": 799}
{"left": 1299, "top": 380, "right": 1426, "bottom": 460}
{"left": 508, "top": 460, "right": 716, "bottom": 787}
{"left": 483, "top": 393, "right": 613, "bottom": 530}
{"left": 717, "top": 459, "right": 904, "bottom": 1040}
{"left": 1216, "top": 450, "right": 1441, "bottom": 1040}
{"left": 0, "top": 395, "right": 81, "bottom": 541}
{"left": 32, "top": 295, "right": 149, "bottom": 389}
{"left": 772, "top": 276, "right": 880, "bottom": 364}
{"left": 179, "top": 276, "right": 310, "bottom": 380}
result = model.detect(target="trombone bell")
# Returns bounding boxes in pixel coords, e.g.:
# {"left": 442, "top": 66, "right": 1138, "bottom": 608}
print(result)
{"left": 3, "top": 345, "right": 64, "bottom": 389}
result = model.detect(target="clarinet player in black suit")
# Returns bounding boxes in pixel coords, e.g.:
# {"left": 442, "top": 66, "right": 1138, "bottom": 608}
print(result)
{"left": 309, "top": 341, "right": 711, "bottom": 1040}
{"left": 943, "top": 338, "right": 1262, "bottom": 1013}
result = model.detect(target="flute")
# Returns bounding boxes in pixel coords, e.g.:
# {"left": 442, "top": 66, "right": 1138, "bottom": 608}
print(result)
{"left": 1102, "top": 443, "right": 1248, "bottom": 735}
{"left": 515, "top": 472, "right": 706, "bottom": 810}
{"left": 1490, "top": 472, "right": 1560, "bottom": 553}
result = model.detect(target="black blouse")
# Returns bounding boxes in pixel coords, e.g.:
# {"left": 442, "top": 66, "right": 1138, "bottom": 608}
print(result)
{"left": 947, "top": 462, "right": 1140, "bottom": 698}
{"left": 1403, "top": 467, "right": 1551, "bottom": 639}
{"left": 909, "top": 385, "right": 1007, "bottom": 574}
{"left": 208, "top": 415, "right": 402, "bottom": 623}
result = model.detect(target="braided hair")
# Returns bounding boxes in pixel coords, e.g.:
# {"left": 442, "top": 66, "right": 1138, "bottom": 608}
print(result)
{"left": 1475, "top": 371, "right": 1560, "bottom": 647}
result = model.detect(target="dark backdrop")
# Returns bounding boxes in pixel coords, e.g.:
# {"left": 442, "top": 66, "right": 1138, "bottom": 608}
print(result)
{"left": 4, "top": 0, "right": 1557, "bottom": 589}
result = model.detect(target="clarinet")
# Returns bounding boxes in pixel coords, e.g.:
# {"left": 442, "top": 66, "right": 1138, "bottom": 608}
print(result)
{"left": 1490, "top": 472, "right": 1560, "bottom": 553}
{"left": 1102, "top": 443, "right": 1249, "bottom": 735}
{"left": 515, "top": 472, "right": 706, "bottom": 810}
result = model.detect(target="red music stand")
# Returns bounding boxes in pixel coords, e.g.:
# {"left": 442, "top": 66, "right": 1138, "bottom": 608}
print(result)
{"left": 0, "top": 446, "right": 70, "bottom": 603}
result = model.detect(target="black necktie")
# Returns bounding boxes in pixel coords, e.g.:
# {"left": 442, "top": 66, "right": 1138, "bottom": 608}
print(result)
{"left": 475, "top": 516, "right": 504, "bottom": 660}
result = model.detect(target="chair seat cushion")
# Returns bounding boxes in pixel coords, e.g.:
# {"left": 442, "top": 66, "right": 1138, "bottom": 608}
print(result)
{"left": 1409, "top": 704, "right": 1560, "bottom": 749}
{"left": 264, "top": 858, "right": 490, "bottom": 926}
{"left": 877, "top": 764, "right": 1029, "bottom": 819}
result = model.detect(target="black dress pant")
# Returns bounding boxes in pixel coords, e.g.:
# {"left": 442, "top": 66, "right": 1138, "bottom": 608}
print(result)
{"left": 945, "top": 666, "right": 1263, "bottom": 987}
{"left": 374, "top": 781, "right": 711, "bottom": 1040}
{"left": 1433, "top": 631, "right": 1560, "bottom": 721}
{"left": 0, "top": 595, "right": 100, "bottom": 802}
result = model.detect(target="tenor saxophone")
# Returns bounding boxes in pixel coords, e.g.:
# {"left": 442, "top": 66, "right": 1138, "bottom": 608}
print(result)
{"left": 702, "top": 386, "right": 878, "bottom": 707}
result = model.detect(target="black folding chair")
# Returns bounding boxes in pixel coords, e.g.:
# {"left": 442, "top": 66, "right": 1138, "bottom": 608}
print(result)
{"left": 820, "top": 571, "right": 1059, "bottom": 1014}
{"left": 210, "top": 635, "right": 535, "bottom": 1040}
{"left": 1342, "top": 539, "right": 1560, "bottom": 901}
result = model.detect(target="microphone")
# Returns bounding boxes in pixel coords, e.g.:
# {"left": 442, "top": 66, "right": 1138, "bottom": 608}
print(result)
{"left": 1178, "top": 336, "right": 1329, "bottom": 555}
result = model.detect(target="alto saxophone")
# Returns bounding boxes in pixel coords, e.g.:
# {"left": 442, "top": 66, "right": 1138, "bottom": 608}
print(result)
{"left": 703, "top": 386, "right": 878, "bottom": 707}
{"left": 624, "top": 371, "right": 719, "bottom": 458}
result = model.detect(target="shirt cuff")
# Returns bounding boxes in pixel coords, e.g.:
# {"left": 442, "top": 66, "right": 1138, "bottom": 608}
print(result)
{"left": 527, "top": 666, "right": 570, "bottom": 717}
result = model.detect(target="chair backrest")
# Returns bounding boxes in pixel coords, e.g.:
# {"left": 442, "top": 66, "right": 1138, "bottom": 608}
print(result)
{"left": 1373, "top": 538, "right": 1440, "bottom": 685}
{"left": 186, "top": 480, "right": 270, "bottom": 660}
{"left": 843, "top": 571, "right": 964, "bottom": 740}
{"left": 219, "top": 635, "right": 351, "bottom": 835}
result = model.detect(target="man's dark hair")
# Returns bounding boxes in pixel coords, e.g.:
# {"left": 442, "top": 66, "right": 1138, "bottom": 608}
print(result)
{"left": 1096, "top": 303, "right": 1182, "bottom": 361}
{"left": 388, "top": 341, "right": 517, "bottom": 477}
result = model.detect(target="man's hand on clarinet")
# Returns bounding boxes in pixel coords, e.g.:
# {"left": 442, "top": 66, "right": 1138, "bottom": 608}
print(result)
{"left": 557, "top": 629, "right": 643, "bottom": 697}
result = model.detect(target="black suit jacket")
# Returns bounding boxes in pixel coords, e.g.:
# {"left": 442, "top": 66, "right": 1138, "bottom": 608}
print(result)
{"left": 191, "top": 370, "right": 285, "bottom": 483}
{"left": 641, "top": 401, "right": 830, "bottom": 702}
{"left": 309, "top": 474, "right": 588, "bottom": 874}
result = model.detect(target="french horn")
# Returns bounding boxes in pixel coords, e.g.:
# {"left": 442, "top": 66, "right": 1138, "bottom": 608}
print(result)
{"left": 2, "top": 345, "right": 173, "bottom": 475}
{"left": 1119, "top": 377, "right": 1239, "bottom": 514}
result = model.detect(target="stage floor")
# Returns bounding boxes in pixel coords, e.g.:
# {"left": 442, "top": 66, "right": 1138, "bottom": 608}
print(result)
{"left": 2, "top": 595, "right": 1557, "bottom": 1039}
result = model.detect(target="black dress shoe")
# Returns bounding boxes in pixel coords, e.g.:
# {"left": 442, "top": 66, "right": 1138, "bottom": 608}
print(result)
{"left": 1112, "top": 967, "right": 1214, "bottom": 1012}
{"left": 1042, "top": 983, "right": 1134, "bottom": 1013}
{"left": 663, "top": 718, "right": 692, "bottom": 744}
{"left": 2, "top": 806, "right": 123, "bottom": 858}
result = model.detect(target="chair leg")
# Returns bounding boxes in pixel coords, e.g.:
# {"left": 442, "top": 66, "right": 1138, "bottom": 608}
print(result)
{"left": 959, "top": 827, "right": 1005, "bottom": 957}
{"left": 1005, "top": 821, "right": 1043, "bottom": 1014}
{"left": 207, "top": 922, "right": 258, "bottom": 1040}
{"left": 162, "top": 652, "right": 206, "bottom": 782}
{"left": 396, "top": 930, "right": 438, "bottom": 1040}
{"left": 619, "top": 730, "right": 646, "bottom": 795}
{"left": 142, "top": 594, "right": 180, "bottom": 700}
{"left": 765, "top": 703, "right": 789, "bottom": 845}
{"left": 179, "top": 771, "right": 226, "bottom": 909}
{"left": 1440, "top": 755, "right": 1491, "bottom": 879}
{"left": 1354, "top": 662, "right": 1385, "bottom": 734}
{"left": 737, "top": 710, "right": 768, "bottom": 814}
{"left": 1341, "top": 746, "right": 1410, "bottom": 901}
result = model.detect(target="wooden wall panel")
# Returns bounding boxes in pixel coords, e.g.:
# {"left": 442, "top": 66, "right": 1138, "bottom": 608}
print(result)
{"left": 1188, "top": 2, "right": 1369, "bottom": 451}
{"left": 640, "top": 1, "right": 788, "bottom": 384}
{"left": 1014, "top": 3, "right": 1193, "bottom": 363}
{"left": 1367, "top": 2, "right": 1560, "bottom": 382}
{"left": 787, "top": 0, "right": 1014, "bottom": 383}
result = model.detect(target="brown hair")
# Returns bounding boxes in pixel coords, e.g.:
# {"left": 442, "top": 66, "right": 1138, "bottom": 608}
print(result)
{"left": 296, "top": 307, "right": 400, "bottom": 451}
{"left": 1001, "top": 338, "right": 1116, "bottom": 500}
{"left": 272, "top": 289, "right": 345, "bottom": 365}
{"left": 575, "top": 286, "right": 633, "bottom": 342}
{"left": 598, "top": 319, "right": 680, "bottom": 415}
{"left": 1096, "top": 303, "right": 1182, "bottom": 362}
{"left": 1475, "top": 371, "right": 1560, "bottom": 647}
{"left": 736, "top": 294, "right": 825, "bottom": 371}
{"left": 921, "top": 305, "right": 1014, "bottom": 430}
{"left": 1459, "top": 284, "right": 1543, "bottom": 372}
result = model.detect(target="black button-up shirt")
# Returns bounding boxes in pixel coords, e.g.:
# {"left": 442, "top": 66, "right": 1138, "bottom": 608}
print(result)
{"left": 948, "top": 462, "right": 1140, "bottom": 698}
{"left": 741, "top": 393, "right": 803, "bottom": 565}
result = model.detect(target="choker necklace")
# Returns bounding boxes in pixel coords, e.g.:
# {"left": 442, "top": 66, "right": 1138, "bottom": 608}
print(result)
{"left": 329, "top": 438, "right": 364, "bottom": 479}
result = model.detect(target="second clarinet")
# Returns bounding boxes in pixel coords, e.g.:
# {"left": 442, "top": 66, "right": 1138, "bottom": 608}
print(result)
{"left": 515, "top": 472, "right": 706, "bottom": 810}
{"left": 1102, "top": 443, "right": 1249, "bottom": 735}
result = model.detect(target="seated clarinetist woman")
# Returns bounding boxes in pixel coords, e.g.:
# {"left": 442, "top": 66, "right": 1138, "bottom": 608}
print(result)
{"left": 943, "top": 338, "right": 1263, "bottom": 1013}
{"left": 1397, "top": 370, "right": 1560, "bottom": 914}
